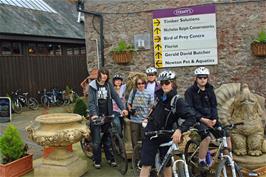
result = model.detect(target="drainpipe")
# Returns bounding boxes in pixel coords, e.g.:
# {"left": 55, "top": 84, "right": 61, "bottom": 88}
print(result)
{"left": 76, "top": 0, "right": 104, "bottom": 67}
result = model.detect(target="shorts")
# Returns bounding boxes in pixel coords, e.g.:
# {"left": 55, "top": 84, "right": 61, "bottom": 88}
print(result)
{"left": 141, "top": 136, "right": 172, "bottom": 167}
{"left": 195, "top": 121, "right": 229, "bottom": 140}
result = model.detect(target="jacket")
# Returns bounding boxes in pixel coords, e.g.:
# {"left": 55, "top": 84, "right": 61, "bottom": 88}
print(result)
{"left": 146, "top": 88, "right": 196, "bottom": 133}
{"left": 184, "top": 82, "right": 218, "bottom": 121}
{"left": 88, "top": 80, "right": 125, "bottom": 116}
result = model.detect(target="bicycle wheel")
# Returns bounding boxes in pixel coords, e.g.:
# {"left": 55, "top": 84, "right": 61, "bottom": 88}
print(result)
{"left": 28, "top": 97, "right": 39, "bottom": 110}
{"left": 12, "top": 100, "right": 22, "bottom": 114}
{"left": 111, "top": 133, "right": 128, "bottom": 175}
{"left": 215, "top": 158, "right": 243, "bottom": 177}
{"left": 184, "top": 140, "right": 201, "bottom": 177}
{"left": 132, "top": 143, "right": 142, "bottom": 177}
{"left": 41, "top": 96, "right": 49, "bottom": 108}
{"left": 80, "top": 137, "right": 93, "bottom": 159}
{"left": 173, "top": 161, "right": 186, "bottom": 177}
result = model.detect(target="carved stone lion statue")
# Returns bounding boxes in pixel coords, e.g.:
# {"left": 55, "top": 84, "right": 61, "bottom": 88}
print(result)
{"left": 215, "top": 83, "right": 266, "bottom": 156}
{"left": 229, "top": 84, "right": 265, "bottom": 156}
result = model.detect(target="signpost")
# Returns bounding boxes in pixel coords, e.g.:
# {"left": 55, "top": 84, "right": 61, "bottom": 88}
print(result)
{"left": 0, "top": 97, "right": 11, "bottom": 123}
{"left": 153, "top": 4, "right": 217, "bottom": 68}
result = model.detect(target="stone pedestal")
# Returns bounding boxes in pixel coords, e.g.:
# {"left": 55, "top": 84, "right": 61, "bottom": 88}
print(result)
{"left": 26, "top": 113, "right": 90, "bottom": 177}
{"left": 34, "top": 148, "right": 87, "bottom": 177}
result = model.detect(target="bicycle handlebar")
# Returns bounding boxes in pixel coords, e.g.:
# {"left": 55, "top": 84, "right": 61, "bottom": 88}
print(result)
{"left": 90, "top": 115, "right": 115, "bottom": 125}
{"left": 144, "top": 129, "right": 175, "bottom": 136}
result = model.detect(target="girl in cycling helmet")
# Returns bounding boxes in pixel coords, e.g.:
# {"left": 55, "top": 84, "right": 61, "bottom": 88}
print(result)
{"left": 140, "top": 70, "right": 195, "bottom": 177}
{"left": 112, "top": 73, "right": 126, "bottom": 137}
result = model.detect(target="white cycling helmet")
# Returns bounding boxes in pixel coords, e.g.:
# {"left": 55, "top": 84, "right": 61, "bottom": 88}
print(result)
{"left": 158, "top": 70, "right": 176, "bottom": 81}
{"left": 194, "top": 67, "right": 210, "bottom": 76}
{"left": 145, "top": 67, "right": 157, "bottom": 75}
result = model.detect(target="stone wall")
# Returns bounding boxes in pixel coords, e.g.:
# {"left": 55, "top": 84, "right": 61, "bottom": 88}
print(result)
{"left": 84, "top": 0, "right": 266, "bottom": 99}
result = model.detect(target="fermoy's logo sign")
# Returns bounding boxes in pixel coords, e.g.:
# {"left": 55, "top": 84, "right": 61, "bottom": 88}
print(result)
{"left": 173, "top": 8, "right": 193, "bottom": 16}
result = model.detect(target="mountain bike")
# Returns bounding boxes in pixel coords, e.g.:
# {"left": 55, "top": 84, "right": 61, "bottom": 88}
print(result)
{"left": 10, "top": 90, "right": 39, "bottom": 113}
{"left": 184, "top": 123, "right": 244, "bottom": 177}
{"left": 132, "top": 129, "right": 190, "bottom": 177}
{"left": 80, "top": 115, "right": 128, "bottom": 175}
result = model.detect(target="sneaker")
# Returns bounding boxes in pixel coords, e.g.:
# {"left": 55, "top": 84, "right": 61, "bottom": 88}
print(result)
{"left": 107, "top": 160, "right": 117, "bottom": 167}
{"left": 198, "top": 161, "right": 209, "bottom": 171}
{"left": 93, "top": 162, "right": 101, "bottom": 169}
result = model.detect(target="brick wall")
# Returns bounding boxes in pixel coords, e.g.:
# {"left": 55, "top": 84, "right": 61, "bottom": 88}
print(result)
{"left": 84, "top": 0, "right": 266, "bottom": 99}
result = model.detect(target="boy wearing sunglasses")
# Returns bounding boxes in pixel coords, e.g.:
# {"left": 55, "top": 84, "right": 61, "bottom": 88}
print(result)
{"left": 185, "top": 67, "right": 231, "bottom": 170}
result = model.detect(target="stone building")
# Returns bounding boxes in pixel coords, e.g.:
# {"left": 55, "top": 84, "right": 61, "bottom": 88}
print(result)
{"left": 84, "top": 0, "right": 266, "bottom": 98}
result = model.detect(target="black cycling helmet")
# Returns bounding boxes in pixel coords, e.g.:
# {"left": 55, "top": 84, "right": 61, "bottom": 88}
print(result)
{"left": 113, "top": 73, "right": 123, "bottom": 81}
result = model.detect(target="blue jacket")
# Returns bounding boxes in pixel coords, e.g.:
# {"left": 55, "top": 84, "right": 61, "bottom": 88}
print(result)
{"left": 185, "top": 82, "right": 218, "bottom": 121}
{"left": 88, "top": 80, "right": 125, "bottom": 116}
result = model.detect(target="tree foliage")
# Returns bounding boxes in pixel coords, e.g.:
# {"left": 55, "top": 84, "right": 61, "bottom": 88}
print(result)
{"left": 73, "top": 98, "right": 87, "bottom": 117}
{"left": 0, "top": 124, "right": 26, "bottom": 164}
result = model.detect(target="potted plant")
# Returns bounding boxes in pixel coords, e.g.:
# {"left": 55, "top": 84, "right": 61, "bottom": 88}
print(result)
{"left": 251, "top": 30, "right": 266, "bottom": 56}
{"left": 0, "top": 124, "right": 32, "bottom": 177}
{"left": 111, "top": 40, "right": 135, "bottom": 64}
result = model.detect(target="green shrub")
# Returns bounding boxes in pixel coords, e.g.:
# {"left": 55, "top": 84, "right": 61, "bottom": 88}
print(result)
{"left": 0, "top": 124, "right": 27, "bottom": 164}
{"left": 73, "top": 98, "right": 87, "bottom": 117}
{"left": 111, "top": 40, "right": 135, "bottom": 53}
{"left": 254, "top": 30, "right": 266, "bottom": 43}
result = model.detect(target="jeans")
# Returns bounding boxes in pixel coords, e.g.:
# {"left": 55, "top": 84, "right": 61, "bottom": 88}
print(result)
{"left": 113, "top": 111, "right": 123, "bottom": 137}
{"left": 90, "top": 123, "right": 114, "bottom": 164}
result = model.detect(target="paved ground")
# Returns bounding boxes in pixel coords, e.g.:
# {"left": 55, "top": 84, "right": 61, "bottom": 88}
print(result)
{"left": 0, "top": 105, "right": 134, "bottom": 177}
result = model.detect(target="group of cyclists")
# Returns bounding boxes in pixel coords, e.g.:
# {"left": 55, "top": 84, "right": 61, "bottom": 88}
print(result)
{"left": 82, "top": 65, "right": 231, "bottom": 177}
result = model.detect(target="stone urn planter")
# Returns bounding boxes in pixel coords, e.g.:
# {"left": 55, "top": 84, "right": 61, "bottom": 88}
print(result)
{"left": 26, "top": 113, "right": 89, "bottom": 177}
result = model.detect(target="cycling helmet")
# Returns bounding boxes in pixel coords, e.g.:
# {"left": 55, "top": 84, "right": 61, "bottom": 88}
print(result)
{"left": 194, "top": 67, "right": 210, "bottom": 76}
{"left": 158, "top": 70, "right": 176, "bottom": 81}
{"left": 113, "top": 73, "right": 123, "bottom": 81}
{"left": 145, "top": 67, "right": 157, "bottom": 75}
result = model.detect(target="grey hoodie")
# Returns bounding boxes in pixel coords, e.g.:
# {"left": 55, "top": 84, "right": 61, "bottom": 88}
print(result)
{"left": 88, "top": 80, "right": 125, "bottom": 116}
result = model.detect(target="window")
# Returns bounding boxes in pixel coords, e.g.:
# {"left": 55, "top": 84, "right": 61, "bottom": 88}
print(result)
{"left": 12, "top": 42, "right": 22, "bottom": 55}
{"left": 1, "top": 42, "right": 12, "bottom": 55}
{"left": 0, "top": 41, "right": 22, "bottom": 56}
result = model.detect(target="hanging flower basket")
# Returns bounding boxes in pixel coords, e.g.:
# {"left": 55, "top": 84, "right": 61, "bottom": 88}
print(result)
{"left": 251, "top": 42, "right": 266, "bottom": 57}
{"left": 112, "top": 51, "right": 133, "bottom": 64}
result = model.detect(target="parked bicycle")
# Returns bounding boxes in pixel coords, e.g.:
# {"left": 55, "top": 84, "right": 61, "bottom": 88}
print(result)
{"left": 132, "top": 129, "right": 190, "bottom": 177}
{"left": 80, "top": 115, "right": 128, "bottom": 175}
{"left": 184, "top": 123, "right": 244, "bottom": 177}
{"left": 10, "top": 90, "right": 39, "bottom": 113}
{"left": 38, "top": 88, "right": 64, "bottom": 107}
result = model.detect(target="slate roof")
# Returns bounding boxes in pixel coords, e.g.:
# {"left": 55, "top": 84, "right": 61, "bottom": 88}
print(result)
{"left": 0, "top": 0, "right": 84, "bottom": 39}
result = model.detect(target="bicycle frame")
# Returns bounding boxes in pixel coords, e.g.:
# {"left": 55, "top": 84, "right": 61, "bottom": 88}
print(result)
{"left": 149, "top": 132, "right": 190, "bottom": 177}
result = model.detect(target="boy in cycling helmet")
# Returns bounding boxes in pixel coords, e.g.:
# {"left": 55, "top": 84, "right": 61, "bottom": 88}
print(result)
{"left": 185, "top": 67, "right": 231, "bottom": 170}
{"left": 145, "top": 66, "right": 160, "bottom": 102}
{"left": 140, "top": 70, "right": 195, "bottom": 177}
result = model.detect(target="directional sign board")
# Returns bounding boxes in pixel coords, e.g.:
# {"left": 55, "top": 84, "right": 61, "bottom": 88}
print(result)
{"left": 153, "top": 4, "right": 217, "bottom": 68}
{"left": 0, "top": 97, "right": 11, "bottom": 123}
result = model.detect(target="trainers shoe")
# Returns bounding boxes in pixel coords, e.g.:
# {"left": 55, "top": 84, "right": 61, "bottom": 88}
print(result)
{"left": 198, "top": 161, "right": 209, "bottom": 171}
{"left": 107, "top": 160, "right": 117, "bottom": 167}
{"left": 93, "top": 162, "right": 101, "bottom": 169}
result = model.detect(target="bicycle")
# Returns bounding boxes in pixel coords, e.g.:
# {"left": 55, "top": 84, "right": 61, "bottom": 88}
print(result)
{"left": 184, "top": 123, "right": 244, "bottom": 177}
{"left": 80, "top": 115, "right": 128, "bottom": 175}
{"left": 132, "top": 129, "right": 190, "bottom": 177}
{"left": 38, "top": 88, "right": 64, "bottom": 107}
{"left": 10, "top": 90, "right": 39, "bottom": 113}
